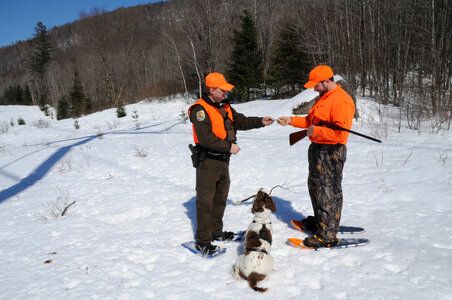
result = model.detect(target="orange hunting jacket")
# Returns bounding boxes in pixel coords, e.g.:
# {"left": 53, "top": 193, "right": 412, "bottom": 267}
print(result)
{"left": 291, "top": 85, "right": 355, "bottom": 145}
{"left": 188, "top": 98, "right": 234, "bottom": 144}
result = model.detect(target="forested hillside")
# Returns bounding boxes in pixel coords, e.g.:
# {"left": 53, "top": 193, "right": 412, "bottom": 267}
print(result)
{"left": 0, "top": 0, "right": 450, "bottom": 130}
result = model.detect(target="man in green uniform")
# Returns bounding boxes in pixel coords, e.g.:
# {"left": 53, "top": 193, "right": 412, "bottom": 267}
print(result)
{"left": 188, "top": 72, "right": 274, "bottom": 256}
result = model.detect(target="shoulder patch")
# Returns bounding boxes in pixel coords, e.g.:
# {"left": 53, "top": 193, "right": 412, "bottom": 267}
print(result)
{"left": 196, "top": 110, "right": 206, "bottom": 121}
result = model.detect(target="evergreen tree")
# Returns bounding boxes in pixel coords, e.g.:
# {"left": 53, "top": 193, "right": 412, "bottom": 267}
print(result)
{"left": 267, "top": 21, "right": 312, "bottom": 98}
{"left": 227, "top": 10, "right": 263, "bottom": 102}
{"left": 15, "top": 85, "right": 24, "bottom": 104}
{"left": 116, "top": 101, "right": 127, "bottom": 118}
{"left": 57, "top": 71, "right": 90, "bottom": 120}
{"left": 18, "top": 117, "right": 25, "bottom": 125}
{"left": 1, "top": 87, "right": 13, "bottom": 104}
{"left": 0, "top": 88, "right": 6, "bottom": 105}
{"left": 27, "top": 21, "right": 53, "bottom": 111}
{"left": 84, "top": 96, "right": 92, "bottom": 114}
{"left": 39, "top": 94, "right": 49, "bottom": 116}
{"left": 69, "top": 71, "right": 87, "bottom": 118}
{"left": 57, "top": 95, "right": 69, "bottom": 120}
{"left": 28, "top": 22, "right": 52, "bottom": 77}
{"left": 0, "top": 85, "right": 25, "bottom": 105}
{"left": 23, "top": 84, "right": 32, "bottom": 105}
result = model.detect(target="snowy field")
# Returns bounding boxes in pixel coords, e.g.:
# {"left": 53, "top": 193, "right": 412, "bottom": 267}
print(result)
{"left": 0, "top": 89, "right": 451, "bottom": 299}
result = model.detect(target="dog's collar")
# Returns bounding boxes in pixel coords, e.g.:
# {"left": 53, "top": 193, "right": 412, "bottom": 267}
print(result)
{"left": 246, "top": 248, "right": 269, "bottom": 255}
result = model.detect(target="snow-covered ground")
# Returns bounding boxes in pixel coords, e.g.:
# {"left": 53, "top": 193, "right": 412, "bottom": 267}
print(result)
{"left": 1, "top": 89, "right": 451, "bottom": 299}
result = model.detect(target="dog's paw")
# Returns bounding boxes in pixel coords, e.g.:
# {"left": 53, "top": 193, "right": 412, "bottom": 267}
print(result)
{"left": 232, "top": 266, "right": 239, "bottom": 280}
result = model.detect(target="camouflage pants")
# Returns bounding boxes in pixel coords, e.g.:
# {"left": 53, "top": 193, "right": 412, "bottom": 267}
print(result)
{"left": 308, "top": 143, "right": 347, "bottom": 242}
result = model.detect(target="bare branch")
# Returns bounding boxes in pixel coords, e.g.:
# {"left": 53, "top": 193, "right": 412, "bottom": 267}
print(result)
{"left": 235, "top": 194, "right": 257, "bottom": 205}
{"left": 268, "top": 183, "right": 292, "bottom": 196}
{"left": 61, "top": 201, "right": 76, "bottom": 216}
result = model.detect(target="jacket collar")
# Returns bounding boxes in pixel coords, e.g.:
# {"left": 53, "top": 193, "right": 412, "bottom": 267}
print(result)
{"left": 201, "top": 92, "right": 230, "bottom": 109}
{"left": 320, "top": 84, "right": 341, "bottom": 99}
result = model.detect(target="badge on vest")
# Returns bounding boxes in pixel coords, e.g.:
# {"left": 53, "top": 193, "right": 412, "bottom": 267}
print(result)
{"left": 196, "top": 110, "right": 206, "bottom": 121}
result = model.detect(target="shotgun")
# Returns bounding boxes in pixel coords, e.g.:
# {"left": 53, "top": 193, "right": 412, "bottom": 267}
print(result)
{"left": 289, "top": 122, "right": 382, "bottom": 146}
{"left": 289, "top": 130, "right": 308, "bottom": 146}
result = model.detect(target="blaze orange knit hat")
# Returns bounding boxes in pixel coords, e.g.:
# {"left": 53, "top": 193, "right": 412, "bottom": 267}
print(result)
{"left": 304, "top": 65, "right": 334, "bottom": 89}
{"left": 205, "top": 72, "right": 234, "bottom": 91}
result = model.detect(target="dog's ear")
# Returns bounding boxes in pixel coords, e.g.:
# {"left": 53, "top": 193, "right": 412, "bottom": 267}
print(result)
{"left": 251, "top": 200, "right": 257, "bottom": 213}
{"left": 267, "top": 196, "right": 276, "bottom": 212}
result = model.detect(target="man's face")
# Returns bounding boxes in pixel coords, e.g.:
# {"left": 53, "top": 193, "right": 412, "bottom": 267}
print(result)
{"left": 314, "top": 80, "right": 328, "bottom": 94}
{"left": 209, "top": 87, "right": 228, "bottom": 103}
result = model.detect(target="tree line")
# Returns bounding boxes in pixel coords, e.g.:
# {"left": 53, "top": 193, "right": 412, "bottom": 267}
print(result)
{"left": 0, "top": 0, "right": 450, "bottom": 128}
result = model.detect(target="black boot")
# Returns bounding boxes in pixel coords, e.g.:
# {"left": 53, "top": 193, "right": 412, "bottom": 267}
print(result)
{"left": 212, "top": 231, "right": 234, "bottom": 242}
{"left": 195, "top": 241, "right": 220, "bottom": 256}
{"left": 301, "top": 216, "right": 318, "bottom": 233}
{"left": 304, "top": 235, "right": 339, "bottom": 248}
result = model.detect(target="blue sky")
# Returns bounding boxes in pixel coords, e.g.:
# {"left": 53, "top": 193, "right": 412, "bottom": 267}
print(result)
{"left": 0, "top": 0, "right": 161, "bottom": 48}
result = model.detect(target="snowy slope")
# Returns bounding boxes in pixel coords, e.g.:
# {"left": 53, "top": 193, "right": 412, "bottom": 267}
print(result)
{"left": 0, "top": 90, "right": 451, "bottom": 299}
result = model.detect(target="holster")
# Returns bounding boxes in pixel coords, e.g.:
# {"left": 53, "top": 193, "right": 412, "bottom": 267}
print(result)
{"left": 189, "top": 144, "right": 205, "bottom": 168}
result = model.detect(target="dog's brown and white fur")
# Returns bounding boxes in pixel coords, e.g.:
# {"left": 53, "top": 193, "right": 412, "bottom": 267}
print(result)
{"left": 233, "top": 189, "right": 276, "bottom": 292}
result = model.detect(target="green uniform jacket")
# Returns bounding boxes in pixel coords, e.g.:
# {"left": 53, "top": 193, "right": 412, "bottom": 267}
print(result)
{"left": 189, "top": 94, "right": 264, "bottom": 153}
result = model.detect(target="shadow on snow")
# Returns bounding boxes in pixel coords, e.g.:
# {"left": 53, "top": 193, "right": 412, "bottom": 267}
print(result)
{"left": 0, "top": 121, "right": 185, "bottom": 203}
{"left": 0, "top": 136, "right": 96, "bottom": 203}
{"left": 182, "top": 195, "right": 306, "bottom": 243}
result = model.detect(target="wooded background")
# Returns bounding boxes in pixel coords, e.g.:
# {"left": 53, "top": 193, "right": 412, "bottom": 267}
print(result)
{"left": 0, "top": 0, "right": 450, "bottom": 129}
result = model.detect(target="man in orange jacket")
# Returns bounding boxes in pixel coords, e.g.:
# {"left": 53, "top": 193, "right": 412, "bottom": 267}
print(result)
{"left": 189, "top": 72, "right": 274, "bottom": 256}
{"left": 278, "top": 65, "right": 355, "bottom": 248}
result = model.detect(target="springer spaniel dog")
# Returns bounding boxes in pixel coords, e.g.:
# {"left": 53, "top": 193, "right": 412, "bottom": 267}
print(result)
{"left": 233, "top": 189, "right": 276, "bottom": 292}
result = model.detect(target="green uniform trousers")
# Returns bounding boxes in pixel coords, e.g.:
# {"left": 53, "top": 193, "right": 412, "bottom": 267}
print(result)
{"left": 195, "top": 158, "right": 230, "bottom": 244}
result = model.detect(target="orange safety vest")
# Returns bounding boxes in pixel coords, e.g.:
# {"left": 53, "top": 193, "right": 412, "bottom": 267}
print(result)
{"left": 188, "top": 98, "right": 234, "bottom": 143}
{"left": 290, "top": 85, "right": 355, "bottom": 145}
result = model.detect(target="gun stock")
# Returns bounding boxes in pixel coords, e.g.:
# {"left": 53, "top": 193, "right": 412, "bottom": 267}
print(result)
{"left": 289, "top": 130, "right": 308, "bottom": 146}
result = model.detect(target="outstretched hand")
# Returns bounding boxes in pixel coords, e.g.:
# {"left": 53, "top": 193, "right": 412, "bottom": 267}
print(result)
{"left": 277, "top": 117, "right": 291, "bottom": 126}
{"left": 262, "top": 117, "right": 275, "bottom": 126}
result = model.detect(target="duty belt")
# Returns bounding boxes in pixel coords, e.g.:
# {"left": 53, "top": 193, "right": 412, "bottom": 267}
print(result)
{"left": 195, "top": 144, "right": 231, "bottom": 162}
{"left": 204, "top": 150, "right": 230, "bottom": 162}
